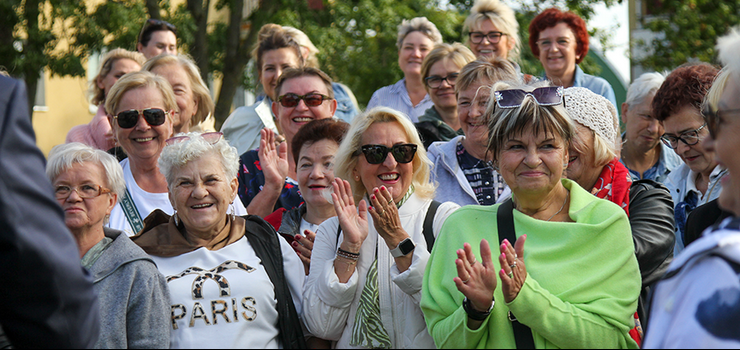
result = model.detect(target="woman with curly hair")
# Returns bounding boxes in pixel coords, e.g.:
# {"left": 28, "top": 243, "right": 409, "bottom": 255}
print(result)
{"left": 528, "top": 8, "right": 616, "bottom": 107}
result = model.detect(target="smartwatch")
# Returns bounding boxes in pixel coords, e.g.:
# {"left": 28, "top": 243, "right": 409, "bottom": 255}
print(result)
{"left": 390, "top": 238, "right": 416, "bottom": 258}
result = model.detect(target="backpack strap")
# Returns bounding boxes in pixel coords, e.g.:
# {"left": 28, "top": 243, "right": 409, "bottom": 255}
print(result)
{"left": 335, "top": 200, "right": 441, "bottom": 253}
{"left": 423, "top": 200, "right": 441, "bottom": 252}
{"left": 497, "top": 199, "right": 535, "bottom": 349}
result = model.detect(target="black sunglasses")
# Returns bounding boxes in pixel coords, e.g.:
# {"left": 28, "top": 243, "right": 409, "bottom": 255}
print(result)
{"left": 278, "top": 93, "right": 333, "bottom": 108}
{"left": 114, "top": 108, "right": 168, "bottom": 129}
{"left": 357, "top": 144, "right": 417, "bottom": 165}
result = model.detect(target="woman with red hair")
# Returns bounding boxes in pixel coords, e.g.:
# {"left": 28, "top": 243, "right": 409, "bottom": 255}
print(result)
{"left": 528, "top": 8, "right": 617, "bottom": 108}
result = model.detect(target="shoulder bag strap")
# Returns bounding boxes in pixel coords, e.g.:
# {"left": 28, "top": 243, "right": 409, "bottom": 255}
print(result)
{"left": 120, "top": 186, "right": 144, "bottom": 234}
{"left": 497, "top": 199, "right": 535, "bottom": 349}
{"left": 423, "top": 200, "right": 441, "bottom": 252}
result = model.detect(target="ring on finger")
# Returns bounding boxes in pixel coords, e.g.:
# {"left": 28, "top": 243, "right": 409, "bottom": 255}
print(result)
{"left": 462, "top": 277, "right": 470, "bottom": 284}
{"left": 471, "top": 259, "right": 477, "bottom": 267}
{"left": 388, "top": 198, "right": 393, "bottom": 204}
{"left": 378, "top": 209, "right": 385, "bottom": 216}
{"left": 507, "top": 271, "right": 513, "bottom": 279}
{"left": 509, "top": 262, "right": 517, "bottom": 269}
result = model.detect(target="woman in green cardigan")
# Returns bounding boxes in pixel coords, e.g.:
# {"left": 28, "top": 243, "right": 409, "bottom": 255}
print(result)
{"left": 420, "top": 82, "right": 641, "bottom": 349}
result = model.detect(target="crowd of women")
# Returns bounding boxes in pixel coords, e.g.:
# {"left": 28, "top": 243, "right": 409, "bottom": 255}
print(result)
{"left": 34, "top": 0, "right": 740, "bottom": 348}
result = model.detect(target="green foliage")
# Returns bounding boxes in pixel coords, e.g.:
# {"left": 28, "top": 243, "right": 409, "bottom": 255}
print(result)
{"left": 636, "top": 0, "right": 740, "bottom": 71}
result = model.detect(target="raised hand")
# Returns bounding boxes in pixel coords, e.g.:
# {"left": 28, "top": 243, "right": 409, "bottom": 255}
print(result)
{"left": 499, "top": 235, "right": 527, "bottom": 303}
{"left": 331, "top": 178, "right": 368, "bottom": 252}
{"left": 454, "top": 240, "right": 497, "bottom": 313}
{"left": 294, "top": 229, "right": 316, "bottom": 276}
{"left": 367, "top": 186, "right": 408, "bottom": 249}
{"left": 258, "top": 128, "right": 288, "bottom": 192}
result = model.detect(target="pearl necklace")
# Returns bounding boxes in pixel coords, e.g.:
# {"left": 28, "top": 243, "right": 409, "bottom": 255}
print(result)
{"left": 546, "top": 191, "right": 569, "bottom": 222}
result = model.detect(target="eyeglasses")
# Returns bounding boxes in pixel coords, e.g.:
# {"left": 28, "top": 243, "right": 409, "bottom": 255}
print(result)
{"left": 536, "top": 38, "right": 573, "bottom": 50}
{"left": 165, "top": 132, "right": 223, "bottom": 146}
{"left": 424, "top": 73, "right": 459, "bottom": 89}
{"left": 494, "top": 86, "right": 564, "bottom": 109}
{"left": 277, "top": 93, "right": 333, "bottom": 108}
{"left": 114, "top": 108, "right": 168, "bottom": 129}
{"left": 54, "top": 184, "right": 111, "bottom": 200}
{"left": 469, "top": 31, "right": 505, "bottom": 44}
{"left": 702, "top": 105, "right": 740, "bottom": 139}
{"left": 357, "top": 144, "right": 417, "bottom": 165}
{"left": 661, "top": 123, "right": 707, "bottom": 149}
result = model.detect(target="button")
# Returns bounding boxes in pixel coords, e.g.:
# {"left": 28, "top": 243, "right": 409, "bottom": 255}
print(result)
{"left": 486, "top": 195, "right": 491, "bottom": 199}
{"left": 484, "top": 181, "right": 490, "bottom": 185}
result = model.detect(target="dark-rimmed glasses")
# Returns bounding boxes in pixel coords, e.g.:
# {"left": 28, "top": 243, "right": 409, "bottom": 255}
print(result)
{"left": 54, "top": 184, "right": 111, "bottom": 200}
{"left": 114, "top": 108, "right": 168, "bottom": 129}
{"left": 357, "top": 144, "right": 417, "bottom": 165}
{"left": 165, "top": 132, "right": 223, "bottom": 146}
{"left": 702, "top": 104, "right": 740, "bottom": 139}
{"left": 494, "top": 86, "right": 564, "bottom": 109}
{"left": 277, "top": 93, "right": 333, "bottom": 108}
{"left": 660, "top": 123, "right": 707, "bottom": 149}
{"left": 469, "top": 31, "right": 505, "bottom": 44}
{"left": 424, "top": 73, "right": 459, "bottom": 89}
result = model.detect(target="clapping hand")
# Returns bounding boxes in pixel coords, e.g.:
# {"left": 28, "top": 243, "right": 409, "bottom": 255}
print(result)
{"left": 367, "top": 186, "right": 408, "bottom": 249}
{"left": 454, "top": 240, "right": 497, "bottom": 313}
{"left": 258, "top": 128, "right": 288, "bottom": 192}
{"left": 331, "top": 178, "right": 368, "bottom": 251}
{"left": 499, "top": 236, "right": 527, "bottom": 303}
{"left": 294, "top": 229, "right": 316, "bottom": 276}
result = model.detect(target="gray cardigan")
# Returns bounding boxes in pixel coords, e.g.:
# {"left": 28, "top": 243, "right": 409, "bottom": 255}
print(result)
{"left": 90, "top": 228, "right": 170, "bottom": 348}
{"left": 427, "top": 136, "right": 510, "bottom": 206}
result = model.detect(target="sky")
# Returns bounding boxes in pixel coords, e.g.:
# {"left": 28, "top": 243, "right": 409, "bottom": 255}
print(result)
{"left": 590, "top": 2, "right": 631, "bottom": 83}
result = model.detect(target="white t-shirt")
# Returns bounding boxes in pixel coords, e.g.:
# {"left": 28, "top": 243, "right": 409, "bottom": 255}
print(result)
{"left": 151, "top": 235, "right": 305, "bottom": 349}
{"left": 108, "top": 158, "right": 248, "bottom": 236}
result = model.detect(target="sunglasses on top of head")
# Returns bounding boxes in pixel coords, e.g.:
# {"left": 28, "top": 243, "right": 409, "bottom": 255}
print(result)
{"left": 278, "top": 93, "right": 333, "bottom": 108}
{"left": 114, "top": 108, "right": 168, "bottom": 129}
{"left": 356, "top": 144, "right": 418, "bottom": 165}
{"left": 494, "top": 86, "right": 564, "bottom": 109}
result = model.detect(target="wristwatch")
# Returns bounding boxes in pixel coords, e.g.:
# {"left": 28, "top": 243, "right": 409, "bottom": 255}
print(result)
{"left": 390, "top": 238, "right": 416, "bottom": 258}
{"left": 463, "top": 296, "right": 494, "bottom": 321}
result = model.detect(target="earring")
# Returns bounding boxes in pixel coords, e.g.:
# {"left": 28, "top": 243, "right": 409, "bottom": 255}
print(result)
{"left": 355, "top": 175, "right": 360, "bottom": 181}
{"left": 173, "top": 211, "right": 180, "bottom": 226}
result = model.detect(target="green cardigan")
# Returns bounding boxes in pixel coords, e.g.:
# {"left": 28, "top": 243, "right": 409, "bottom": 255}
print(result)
{"left": 421, "top": 179, "right": 640, "bottom": 349}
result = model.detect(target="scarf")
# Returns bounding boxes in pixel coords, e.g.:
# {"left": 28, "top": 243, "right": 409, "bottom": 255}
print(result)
{"left": 591, "top": 158, "right": 632, "bottom": 216}
{"left": 131, "top": 209, "right": 246, "bottom": 257}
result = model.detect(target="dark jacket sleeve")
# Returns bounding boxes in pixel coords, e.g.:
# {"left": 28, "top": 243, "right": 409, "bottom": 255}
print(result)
{"left": 0, "top": 76, "right": 100, "bottom": 348}
{"left": 629, "top": 179, "right": 675, "bottom": 287}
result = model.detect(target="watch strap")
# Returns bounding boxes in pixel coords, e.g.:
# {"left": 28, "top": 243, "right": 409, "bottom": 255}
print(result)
{"left": 390, "top": 237, "right": 415, "bottom": 258}
{"left": 463, "top": 296, "right": 494, "bottom": 321}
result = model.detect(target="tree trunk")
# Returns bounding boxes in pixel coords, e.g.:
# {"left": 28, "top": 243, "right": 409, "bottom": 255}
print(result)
{"left": 23, "top": 0, "right": 42, "bottom": 121}
{"left": 187, "top": 0, "right": 210, "bottom": 83}
{"left": 213, "top": 0, "right": 278, "bottom": 129}
{"left": 145, "top": 0, "right": 161, "bottom": 19}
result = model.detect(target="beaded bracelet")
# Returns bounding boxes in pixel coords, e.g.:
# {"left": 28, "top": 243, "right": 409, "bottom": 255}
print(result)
{"left": 337, "top": 247, "right": 360, "bottom": 258}
{"left": 336, "top": 249, "right": 360, "bottom": 262}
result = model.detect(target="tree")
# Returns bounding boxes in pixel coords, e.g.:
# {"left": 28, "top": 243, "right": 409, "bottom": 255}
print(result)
{"left": 635, "top": 0, "right": 740, "bottom": 71}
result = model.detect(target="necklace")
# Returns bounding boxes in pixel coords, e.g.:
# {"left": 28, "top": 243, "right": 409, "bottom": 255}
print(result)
{"left": 546, "top": 191, "right": 569, "bottom": 222}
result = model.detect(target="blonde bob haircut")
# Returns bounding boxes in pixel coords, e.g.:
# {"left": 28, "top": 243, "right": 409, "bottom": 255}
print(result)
{"left": 90, "top": 48, "right": 145, "bottom": 106}
{"left": 486, "top": 81, "right": 574, "bottom": 164}
{"left": 396, "top": 17, "right": 443, "bottom": 50}
{"left": 421, "top": 43, "right": 476, "bottom": 92}
{"left": 463, "top": 0, "right": 521, "bottom": 61}
{"left": 142, "top": 54, "right": 215, "bottom": 127}
{"left": 335, "top": 107, "right": 436, "bottom": 203}
{"left": 104, "top": 70, "right": 179, "bottom": 119}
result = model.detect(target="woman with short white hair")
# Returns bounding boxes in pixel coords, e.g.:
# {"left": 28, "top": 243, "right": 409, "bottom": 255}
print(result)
{"left": 366, "top": 17, "right": 443, "bottom": 122}
{"left": 47, "top": 142, "right": 170, "bottom": 349}
{"left": 133, "top": 131, "right": 306, "bottom": 348}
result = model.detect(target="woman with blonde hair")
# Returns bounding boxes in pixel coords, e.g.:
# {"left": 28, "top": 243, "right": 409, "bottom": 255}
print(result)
{"left": 366, "top": 17, "right": 443, "bottom": 122}
{"left": 463, "top": 0, "right": 521, "bottom": 61}
{"left": 303, "top": 107, "right": 459, "bottom": 348}
{"left": 66, "top": 48, "right": 144, "bottom": 151}
{"left": 143, "top": 53, "right": 216, "bottom": 134}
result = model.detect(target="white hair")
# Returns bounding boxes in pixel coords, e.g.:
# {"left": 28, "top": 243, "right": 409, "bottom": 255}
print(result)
{"left": 46, "top": 142, "right": 126, "bottom": 202}
{"left": 717, "top": 27, "right": 740, "bottom": 75}
{"left": 158, "top": 132, "right": 239, "bottom": 189}
{"left": 624, "top": 72, "right": 666, "bottom": 107}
